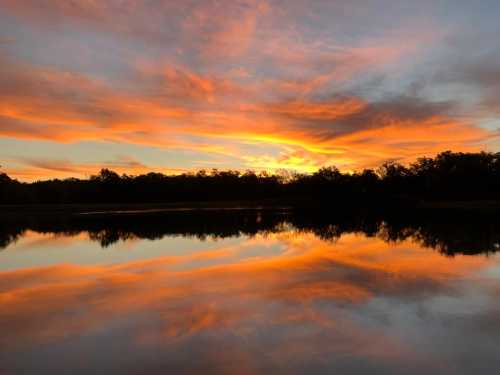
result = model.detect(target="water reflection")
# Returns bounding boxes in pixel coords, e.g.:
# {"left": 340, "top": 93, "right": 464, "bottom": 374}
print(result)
{"left": 1, "top": 210, "right": 500, "bottom": 374}
{"left": 2, "top": 209, "right": 500, "bottom": 255}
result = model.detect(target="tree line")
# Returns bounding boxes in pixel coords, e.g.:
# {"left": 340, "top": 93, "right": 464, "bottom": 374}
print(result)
{"left": 1, "top": 151, "right": 500, "bottom": 205}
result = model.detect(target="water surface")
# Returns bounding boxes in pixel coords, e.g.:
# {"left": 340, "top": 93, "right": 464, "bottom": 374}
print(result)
{"left": 1, "top": 210, "right": 500, "bottom": 374}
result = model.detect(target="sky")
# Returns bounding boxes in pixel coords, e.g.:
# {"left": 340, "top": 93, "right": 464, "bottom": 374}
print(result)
{"left": 0, "top": 0, "right": 499, "bottom": 181}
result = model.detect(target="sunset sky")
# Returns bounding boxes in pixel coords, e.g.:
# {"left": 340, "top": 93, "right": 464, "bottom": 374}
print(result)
{"left": 1, "top": 0, "right": 499, "bottom": 181}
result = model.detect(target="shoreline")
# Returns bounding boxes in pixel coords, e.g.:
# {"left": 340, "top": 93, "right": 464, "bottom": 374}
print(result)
{"left": 0, "top": 201, "right": 294, "bottom": 218}
{"left": 1, "top": 199, "right": 500, "bottom": 218}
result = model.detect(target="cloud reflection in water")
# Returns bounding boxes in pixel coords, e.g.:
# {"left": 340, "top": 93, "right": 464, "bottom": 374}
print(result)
{"left": 1, "top": 227, "right": 500, "bottom": 374}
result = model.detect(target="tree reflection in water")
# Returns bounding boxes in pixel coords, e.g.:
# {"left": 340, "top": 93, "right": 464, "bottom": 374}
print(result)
{"left": 1, "top": 209, "right": 499, "bottom": 255}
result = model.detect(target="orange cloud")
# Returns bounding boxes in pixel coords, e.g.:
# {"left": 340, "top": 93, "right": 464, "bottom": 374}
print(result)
{"left": 183, "top": 0, "right": 270, "bottom": 59}
{"left": 0, "top": 54, "right": 489, "bottom": 178}
{"left": 3, "top": 156, "right": 187, "bottom": 181}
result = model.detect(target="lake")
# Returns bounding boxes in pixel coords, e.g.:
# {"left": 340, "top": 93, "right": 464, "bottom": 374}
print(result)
{"left": 1, "top": 209, "right": 500, "bottom": 374}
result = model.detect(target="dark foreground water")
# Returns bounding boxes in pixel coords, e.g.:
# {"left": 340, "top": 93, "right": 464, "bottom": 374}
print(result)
{"left": 1, "top": 210, "right": 500, "bottom": 374}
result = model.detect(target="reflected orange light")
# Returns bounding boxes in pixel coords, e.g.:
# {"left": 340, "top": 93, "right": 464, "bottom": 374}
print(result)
{"left": 0, "top": 231, "right": 492, "bottom": 355}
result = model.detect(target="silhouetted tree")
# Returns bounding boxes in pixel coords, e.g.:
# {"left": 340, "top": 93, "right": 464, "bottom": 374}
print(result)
{"left": 1, "top": 151, "right": 500, "bottom": 205}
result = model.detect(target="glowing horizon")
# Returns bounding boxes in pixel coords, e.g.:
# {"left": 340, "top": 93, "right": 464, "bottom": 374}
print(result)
{"left": 1, "top": 1, "right": 499, "bottom": 181}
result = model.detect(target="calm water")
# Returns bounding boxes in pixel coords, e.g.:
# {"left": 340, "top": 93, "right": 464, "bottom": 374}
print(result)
{"left": 1, "top": 210, "right": 500, "bottom": 374}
